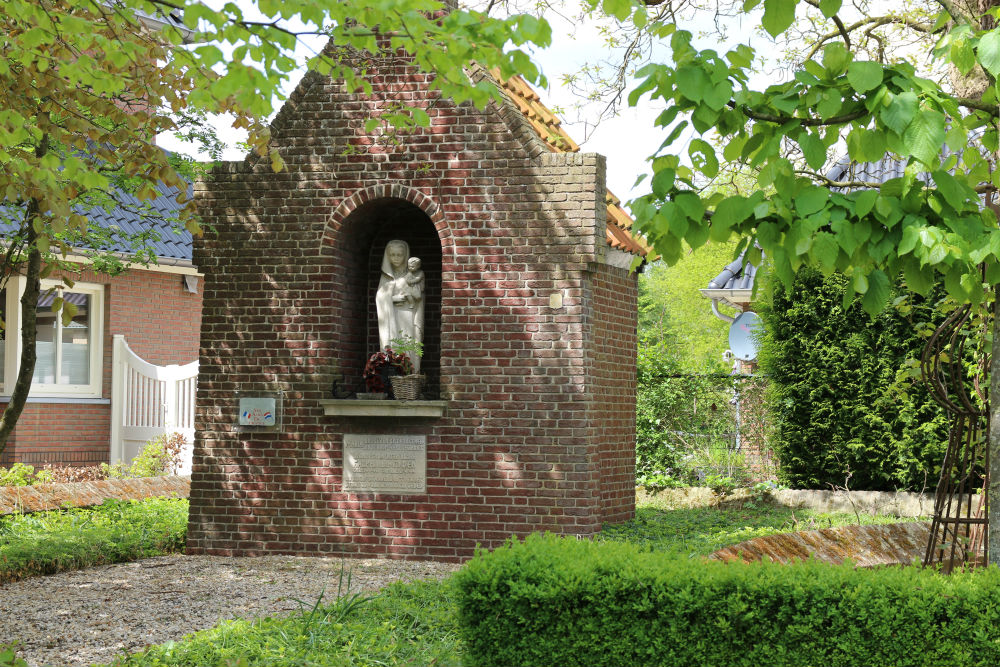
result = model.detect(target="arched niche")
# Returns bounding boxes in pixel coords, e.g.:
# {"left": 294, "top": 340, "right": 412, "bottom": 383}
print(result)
{"left": 334, "top": 197, "right": 442, "bottom": 398}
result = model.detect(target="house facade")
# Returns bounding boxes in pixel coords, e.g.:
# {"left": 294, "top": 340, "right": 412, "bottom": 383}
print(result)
{"left": 0, "top": 193, "right": 202, "bottom": 468}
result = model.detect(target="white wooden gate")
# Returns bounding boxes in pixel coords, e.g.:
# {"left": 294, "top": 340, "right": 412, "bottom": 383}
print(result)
{"left": 109, "top": 335, "right": 198, "bottom": 473}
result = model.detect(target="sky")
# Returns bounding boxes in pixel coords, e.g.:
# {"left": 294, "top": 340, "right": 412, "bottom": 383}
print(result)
{"left": 156, "top": 3, "right": 763, "bottom": 203}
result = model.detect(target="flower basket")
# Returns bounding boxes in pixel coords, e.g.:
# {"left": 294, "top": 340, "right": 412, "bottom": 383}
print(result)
{"left": 390, "top": 374, "right": 423, "bottom": 401}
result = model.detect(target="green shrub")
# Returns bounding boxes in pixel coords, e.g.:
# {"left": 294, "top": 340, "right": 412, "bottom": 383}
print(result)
{"left": 637, "top": 347, "right": 755, "bottom": 488}
{"left": 455, "top": 533, "right": 1000, "bottom": 667}
{"left": 0, "top": 497, "right": 187, "bottom": 584}
{"left": 104, "top": 433, "right": 186, "bottom": 479}
{"left": 758, "top": 268, "right": 951, "bottom": 491}
{"left": 0, "top": 462, "right": 53, "bottom": 487}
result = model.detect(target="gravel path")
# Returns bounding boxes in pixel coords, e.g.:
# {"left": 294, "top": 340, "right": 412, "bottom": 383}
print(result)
{"left": 0, "top": 554, "right": 461, "bottom": 667}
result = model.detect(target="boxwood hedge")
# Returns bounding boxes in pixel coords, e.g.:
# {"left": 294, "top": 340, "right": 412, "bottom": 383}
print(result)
{"left": 454, "top": 533, "right": 1000, "bottom": 667}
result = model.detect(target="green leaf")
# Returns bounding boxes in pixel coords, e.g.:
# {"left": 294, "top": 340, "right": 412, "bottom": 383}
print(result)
{"left": 794, "top": 186, "right": 828, "bottom": 216}
{"left": 978, "top": 29, "right": 1000, "bottom": 78}
{"left": 674, "top": 192, "right": 705, "bottom": 221}
{"left": 812, "top": 231, "right": 839, "bottom": 271}
{"left": 853, "top": 190, "right": 878, "bottom": 217}
{"left": 931, "top": 170, "right": 970, "bottom": 211}
{"left": 710, "top": 196, "right": 755, "bottom": 241}
{"left": 601, "top": 0, "right": 633, "bottom": 22}
{"left": 951, "top": 38, "right": 976, "bottom": 75}
{"left": 762, "top": 0, "right": 797, "bottom": 38}
{"left": 822, "top": 42, "right": 851, "bottom": 76}
{"left": 903, "top": 109, "right": 946, "bottom": 166}
{"left": 651, "top": 168, "right": 676, "bottom": 198}
{"left": 675, "top": 65, "right": 710, "bottom": 102}
{"left": 797, "top": 132, "right": 826, "bottom": 170}
{"left": 846, "top": 61, "right": 883, "bottom": 93}
{"left": 880, "top": 91, "right": 918, "bottom": 134}
{"left": 818, "top": 0, "right": 841, "bottom": 17}
{"left": 898, "top": 224, "right": 920, "bottom": 255}
{"left": 861, "top": 269, "right": 890, "bottom": 313}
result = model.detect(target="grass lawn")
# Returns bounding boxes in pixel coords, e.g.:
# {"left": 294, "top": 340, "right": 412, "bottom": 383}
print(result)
{"left": 107, "top": 491, "right": 918, "bottom": 667}
{"left": 0, "top": 497, "right": 187, "bottom": 585}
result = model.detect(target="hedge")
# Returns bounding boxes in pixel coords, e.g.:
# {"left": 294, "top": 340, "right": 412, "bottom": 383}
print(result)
{"left": 758, "top": 268, "right": 950, "bottom": 490}
{"left": 454, "top": 533, "right": 1000, "bottom": 667}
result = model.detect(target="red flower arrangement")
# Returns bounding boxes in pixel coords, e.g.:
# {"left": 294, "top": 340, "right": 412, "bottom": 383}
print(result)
{"left": 362, "top": 347, "right": 414, "bottom": 394}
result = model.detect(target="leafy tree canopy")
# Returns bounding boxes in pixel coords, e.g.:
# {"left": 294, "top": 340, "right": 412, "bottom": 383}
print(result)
{"left": 615, "top": 0, "right": 1000, "bottom": 314}
{"left": 0, "top": 0, "right": 552, "bottom": 449}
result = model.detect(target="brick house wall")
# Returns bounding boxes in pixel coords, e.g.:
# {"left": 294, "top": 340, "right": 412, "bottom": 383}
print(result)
{"left": 589, "top": 262, "right": 638, "bottom": 525}
{"left": 188, "top": 52, "right": 637, "bottom": 561}
{"left": 1, "top": 265, "right": 202, "bottom": 466}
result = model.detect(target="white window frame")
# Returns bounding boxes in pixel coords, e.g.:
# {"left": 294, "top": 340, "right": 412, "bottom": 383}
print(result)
{"left": 1, "top": 277, "right": 104, "bottom": 398}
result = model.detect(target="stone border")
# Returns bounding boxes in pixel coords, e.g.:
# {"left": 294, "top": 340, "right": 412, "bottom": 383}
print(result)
{"left": 0, "top": 475, "right": 190, "bottom": 515}
{"left": 710, "top": 521, "right": 931, "bottom": 567}
{"left": 641, "top": 486, "right": 936, "bottom": 517}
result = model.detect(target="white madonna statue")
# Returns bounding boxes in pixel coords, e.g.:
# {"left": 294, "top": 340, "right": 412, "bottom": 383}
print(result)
{"left": 375, "top": 239, "right": 425, "bottom": 374}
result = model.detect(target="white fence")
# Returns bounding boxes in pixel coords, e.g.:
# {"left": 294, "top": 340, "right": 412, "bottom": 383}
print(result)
{"left": 109, "top": 335, "right": 197, "bottom": 474}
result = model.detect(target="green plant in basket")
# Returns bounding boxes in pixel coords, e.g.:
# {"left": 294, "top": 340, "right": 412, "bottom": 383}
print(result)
{"left": 389, "top": 335, "right": 423, "bottom": 362}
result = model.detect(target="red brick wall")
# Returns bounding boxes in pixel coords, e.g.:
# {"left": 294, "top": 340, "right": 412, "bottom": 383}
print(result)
{"left": 1, "top": 266, "right": 202, "bottom": 467}
{"left": 588, "top": 262, "right": 638, "bottom": 525}
{"left": 188, "top": 54, "right": 636, "bottom": 561}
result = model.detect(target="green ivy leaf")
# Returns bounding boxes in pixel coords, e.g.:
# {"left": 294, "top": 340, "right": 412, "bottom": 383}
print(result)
{"left": 846, "top": 61, "right": 883, "bottom": 93}
{"left": 689, "top": 139, "right": 720, "bottom": 178}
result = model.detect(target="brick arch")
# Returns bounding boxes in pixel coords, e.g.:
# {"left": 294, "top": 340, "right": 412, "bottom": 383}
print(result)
{"left": 323, "top": 185, "right": 448, "bottom": 398}
{"left": 325, "top": 184, "right": 451, "bottom": 252}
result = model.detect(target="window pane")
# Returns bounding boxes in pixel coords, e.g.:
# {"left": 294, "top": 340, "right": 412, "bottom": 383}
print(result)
{"left": 61, "top": 293, "right": 90, "bottom": 385}
{"left": 35, "top": 291, "right": 57, "bottom": 385}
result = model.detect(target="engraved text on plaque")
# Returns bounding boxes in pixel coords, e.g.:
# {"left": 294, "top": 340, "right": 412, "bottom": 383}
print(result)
{"left": 342, "top": 434, "right": 426, "bottom": 494}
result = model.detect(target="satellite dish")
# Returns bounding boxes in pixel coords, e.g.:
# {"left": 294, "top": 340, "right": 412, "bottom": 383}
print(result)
{"left": 728, "top": 311, "right": 763, "bottom": 362}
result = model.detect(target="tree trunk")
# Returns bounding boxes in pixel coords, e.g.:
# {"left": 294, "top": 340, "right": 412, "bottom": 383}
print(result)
{"left": 0, "top": 214, "right": 41, "bottom": 454}
{"left": 0, "top": 131, "right": 48, "bottom": 457}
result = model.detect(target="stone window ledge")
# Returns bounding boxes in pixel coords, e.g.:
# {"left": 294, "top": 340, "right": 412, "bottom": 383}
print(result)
{"left": 319, "top": 399, "right": 447, "bottom": 418}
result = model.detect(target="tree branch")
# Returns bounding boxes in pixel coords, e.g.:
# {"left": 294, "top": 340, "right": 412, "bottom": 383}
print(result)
{"left": 803, "top": 15, "right": 937, "bottom": 61}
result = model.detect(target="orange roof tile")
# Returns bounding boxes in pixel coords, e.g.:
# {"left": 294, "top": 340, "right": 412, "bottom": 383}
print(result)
{"left": 493, "top": 72, "right": 652, "bottom": 259}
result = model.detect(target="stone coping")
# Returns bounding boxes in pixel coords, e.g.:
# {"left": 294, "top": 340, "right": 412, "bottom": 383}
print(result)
{"left": 641, "top": 486, "right": 936, "bottom": 517}
{"left": 0, "top": 475, "right": 190, "bottom": 515}
{"left": 710, "top": 520, "right": 932, "bottom": 567}
{"left": 320, "top": 399, "right": 447, "bottom": 418}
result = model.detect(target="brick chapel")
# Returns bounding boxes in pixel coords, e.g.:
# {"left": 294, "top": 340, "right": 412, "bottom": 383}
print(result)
{"left": 187, "top": 43, "right": 649, "bottom": 560}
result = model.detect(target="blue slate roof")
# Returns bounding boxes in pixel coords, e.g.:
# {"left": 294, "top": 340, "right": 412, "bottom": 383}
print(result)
{"left": 0, "top": 179, "right": 194, "bottom": 263}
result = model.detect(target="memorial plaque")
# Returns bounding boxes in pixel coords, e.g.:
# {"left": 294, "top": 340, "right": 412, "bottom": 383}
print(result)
{"left": 342, "top": 434, "right": 426, "bottom": 494}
